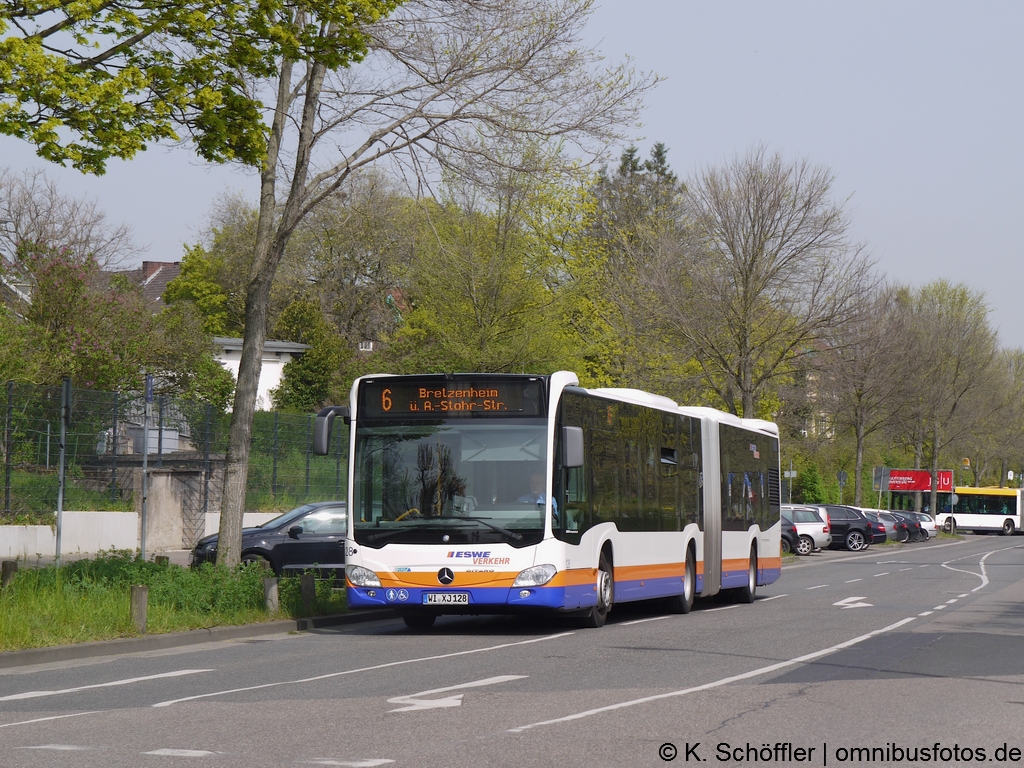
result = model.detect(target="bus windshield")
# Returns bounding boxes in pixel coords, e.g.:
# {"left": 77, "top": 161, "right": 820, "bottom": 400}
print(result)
{"left": 352, "top": 420, "right": 549, "bottom": 548}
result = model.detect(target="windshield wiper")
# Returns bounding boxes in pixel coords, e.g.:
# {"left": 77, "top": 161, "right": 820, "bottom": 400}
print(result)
{"left": 450, "top": 516, "right": 523, "bottom": 541}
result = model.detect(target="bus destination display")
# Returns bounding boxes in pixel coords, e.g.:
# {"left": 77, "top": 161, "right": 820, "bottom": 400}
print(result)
{"left": 359, "top": 379, "right": 544, "bottom": 418}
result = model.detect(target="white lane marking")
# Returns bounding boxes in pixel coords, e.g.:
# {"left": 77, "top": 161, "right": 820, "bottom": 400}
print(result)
{"left": 874, "top": 572, "right": 889, "bottom": 577}
{"left": 704, "top": 604, "right": 739, "bottom": 612}
{"left": 18, "top": 745, "right": 92, "bottom": 751}
{"left": 845, "top": 579, "right": 862, "bottom": 583}
{"left": 153, "top": 633, "right": 572, "bottom": 708}
{"left": 759, "top": 594, "right": 788, "bottom": 602}
{"left": 919, "top": 564, "right": 930, "bottom": 568}
{"left": 620, "top": 616, "right": 672, "bottom": 626}
{"left": 958, "top": 594, "right": 969, "bottom": 598}
{"left": 919, "top": 611, "right": 934, "bottom": 616}
{"left": 833, "top": 596, "right": 872, "bottom": 609}
{"left": 144, "top": 749, "right": 220, "bottom": 757}
{"left": 304, "top": 761, "right": 395, "bottom": 767}
{"left": 0, "top": 712, "right": 102, "bottom": 730}
{"left": 934, "top": 605, "right": 946, "bottom": 610}
{"left": 941, "top": 546, "right": 1011, "bottom": 592}
{"left": 945, "top": 599, "right": 958, "bottom": 604}
{"left": 899, "top": 568, "right": 913, "bottom": 572}
{"left": 0, "top": 669, "right": 213, "bottom": 702}
{"left": 806, "top": 585, "right": 828, "bottom": 590}
{"left": 387, "top": 675, "right": 526, "bottom": 712}
{"left": 508, "top": 616, "right": 917, "bottom": 733}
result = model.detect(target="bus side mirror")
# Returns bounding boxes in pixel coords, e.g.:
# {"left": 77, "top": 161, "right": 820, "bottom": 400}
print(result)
{"left": 313, "top": 406, "right": 350, "bottom": 455}
{"left": 563, "top": 426, "right": 584, "bottom": 468}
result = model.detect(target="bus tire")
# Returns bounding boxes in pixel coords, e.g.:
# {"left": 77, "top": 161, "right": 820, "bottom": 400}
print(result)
{"left": 943, "top": 518, "right": 955, "bottom": 533}
{"left": 402, "top": 613, "right": 436, "bottom": 630}
{"left": 1003, "top": 519, "right": 1015, "bottom": 536}
{"left": 666, "top": 548, "right": 696, "bottom": 615}
{"left": 735, "top": 547, "right": 757, "bottom": 604}
{"left": 582, "top": 552, "right": 614, "bottom": 628}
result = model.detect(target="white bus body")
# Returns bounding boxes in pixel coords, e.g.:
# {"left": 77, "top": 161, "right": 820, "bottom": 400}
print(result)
{"left": 936, "top": 487, "right": 1022, "bottom": 535}
{"left": 321, "top": 371, "right": 781, "bottom": 628}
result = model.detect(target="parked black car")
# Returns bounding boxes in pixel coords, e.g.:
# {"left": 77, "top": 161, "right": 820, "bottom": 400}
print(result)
{"left": 781, "top": 517, "right": 800, "bottom": 555}
{"left": 822, "top": 505, "right": 874, "bottom": 551}
{"left": 890, "top": 511, "right": 926, "bottom": 542}
{"left": 190, "top": 501, "right": 347, "bottom": 575}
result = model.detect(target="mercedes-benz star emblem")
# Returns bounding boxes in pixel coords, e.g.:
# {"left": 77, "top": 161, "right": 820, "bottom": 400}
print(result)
{"left": 437, "top": 567, "right": 455, "bottom": 585}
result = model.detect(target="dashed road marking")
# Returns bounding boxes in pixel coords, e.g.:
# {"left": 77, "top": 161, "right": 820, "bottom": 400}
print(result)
{"left": 760, "top": 594, "right": 788, "bottom": 602}
{"left": 17, "top": 745, "right": 92, "bottom": 751}
{"left": 0, "top": 669, "right": 213, "bottom": 702}
{"left": 620, "top": 616, "right": 672, "bottom": 626}
{"left": 0, "top": 712, "right": 102, "bottom": 730}
{"left": 806, "top": 585, "right": 828, "bottom": 590}
{"left": 845, "top": 579, "right": 862, "bottom": 583}
{"left": 143, "top": 749, "right": 220, "bottom": 757}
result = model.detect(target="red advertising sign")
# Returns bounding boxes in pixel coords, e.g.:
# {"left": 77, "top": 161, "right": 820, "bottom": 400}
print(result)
{"left": 887, "top": 469, "right": 953, "bottom": 492}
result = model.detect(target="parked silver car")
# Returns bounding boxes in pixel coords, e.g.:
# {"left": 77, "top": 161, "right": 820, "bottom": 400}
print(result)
{"left": 781, "top": 505, "right": 831, "bottom": 555}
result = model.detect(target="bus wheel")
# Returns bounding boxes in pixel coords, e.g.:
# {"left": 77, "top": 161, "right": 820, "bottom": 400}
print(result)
{"left": 943, "top": 518, "right": 955, "bottom": 533}
{"left": 582, "top": 552, "right": 614, "bottom": 628}
{"left": 666, "top": 549, "right": 696, "bottom": 615}
{"left": 1003, "top": 519, "right": 1015, "bottom": 536}
{"left": 402, "top": 613, "right": 436, "bottom": 630}
{"left": 736, "top": 547, "right": 757, "bottom": 604}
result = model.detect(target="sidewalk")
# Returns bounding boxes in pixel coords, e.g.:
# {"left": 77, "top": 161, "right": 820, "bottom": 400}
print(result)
{"left": 0, "top": 608, "right": 400, "bottom": 669}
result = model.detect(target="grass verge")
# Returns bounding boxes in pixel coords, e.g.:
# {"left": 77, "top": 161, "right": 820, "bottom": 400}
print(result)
{"left": 0, "top": 551, "right": 347, "bottom": 652}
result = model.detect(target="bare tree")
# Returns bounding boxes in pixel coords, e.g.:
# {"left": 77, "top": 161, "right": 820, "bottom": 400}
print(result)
{"left": 897, "top": 281, "right": 999, "bottom": 514}
{"left": 644, "top": 146, "right": 876, "bottom": 417}
{"left": 0, "top": 168, "right": 139, "bottom": 307}
{"left": 816, "top": 286, "right": 918, "bottom": 504}
{"left": 216, "top": 0, "right": 655, "bottom": 566}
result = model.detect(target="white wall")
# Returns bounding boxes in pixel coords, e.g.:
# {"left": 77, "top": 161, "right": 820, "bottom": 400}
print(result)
{"left": 0, "top": 512, "right": 139, "bottom": 560}
{"left": 0, "top": 511, "right": 284, "bottom": 560}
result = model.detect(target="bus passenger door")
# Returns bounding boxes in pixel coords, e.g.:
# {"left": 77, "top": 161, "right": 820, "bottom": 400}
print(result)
{"left": 701, "top": 419, "right": 722, "bottom": 597}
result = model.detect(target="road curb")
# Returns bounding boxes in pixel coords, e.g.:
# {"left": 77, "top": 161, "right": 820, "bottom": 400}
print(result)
{"left": 0, "top": 610, "right": 399, "bottom": 670}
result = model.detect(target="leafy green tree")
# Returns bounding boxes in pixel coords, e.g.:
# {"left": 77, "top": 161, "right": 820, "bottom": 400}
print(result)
{"left": 271, "top": 300, "right": 350, "bottom": 412}
{"left": 794, "top": 464, "right": 826, "bottom": 504}
{"left": 0, "top": 0, "right": 395, "bottom": 173}
{"left": 163, "top": 246, "right": 234, "bottom": 336}
{"left": 2, "top": 243, "right": 234, "bottom": 403}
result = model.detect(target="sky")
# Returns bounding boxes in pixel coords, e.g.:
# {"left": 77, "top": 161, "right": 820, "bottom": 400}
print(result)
{"left": 3, "top": 1, "right": 1023, "bottom": 345}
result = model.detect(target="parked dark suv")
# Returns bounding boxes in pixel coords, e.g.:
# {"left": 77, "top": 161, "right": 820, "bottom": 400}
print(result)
{"left": 822, "top": 505, "right": 874, "bottom": 551}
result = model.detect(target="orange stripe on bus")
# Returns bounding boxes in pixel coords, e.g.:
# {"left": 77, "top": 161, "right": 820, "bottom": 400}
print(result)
{"left": 379, "top": 572, "right": 518, "bottom": 588}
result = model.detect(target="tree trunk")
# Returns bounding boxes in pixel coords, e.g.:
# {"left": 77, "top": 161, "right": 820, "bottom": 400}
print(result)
{"left": 854, "top": 419, "right": 865, "bottom": 505}
{"left": 929, "top": 418, "right": 940, "bottom": 516}
{"left": 216, "top": 57, "right": 294, "bottom": 568}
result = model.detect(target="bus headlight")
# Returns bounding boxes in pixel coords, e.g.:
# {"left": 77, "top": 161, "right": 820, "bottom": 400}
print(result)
{"left": 513, "top": 564, "right": 556, "bottom": 587}
{"left": 346, "top": 565, "right": 382, "bottom": 587}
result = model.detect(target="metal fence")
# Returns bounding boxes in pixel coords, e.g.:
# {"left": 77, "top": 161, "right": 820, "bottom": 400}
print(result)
{"left": 2, "top": 379, "right": 348, "bottom": 532}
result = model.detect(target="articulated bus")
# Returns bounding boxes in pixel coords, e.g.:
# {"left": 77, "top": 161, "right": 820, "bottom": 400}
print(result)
{"left": 313, "top": 371, "right": 782, "bottom": 629}
{"left": 937, "top": 487, "right": 1023, "bottom": 535}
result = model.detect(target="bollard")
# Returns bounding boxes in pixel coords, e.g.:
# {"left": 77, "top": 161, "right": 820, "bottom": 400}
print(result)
{"left": 130, "top": 585, "right": 149, "bottom": 634}
{"left": 1, "top": 560, "right": 17, "bottom": 590}
{"left": 154, "top": 555, "right": 169, "bottom": 566}
{"left": 300, "top": 573, "right": 316, "bottom": 613}
{"left": 264, "top": 577, "right": 280, "bottom": 612}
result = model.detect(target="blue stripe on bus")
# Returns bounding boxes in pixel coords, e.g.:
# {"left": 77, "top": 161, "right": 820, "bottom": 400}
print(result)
{"left": 349, "top": 568, "right": 777, "bottom": 611}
